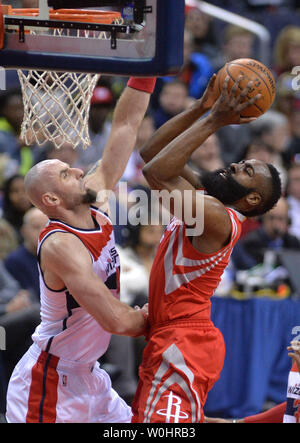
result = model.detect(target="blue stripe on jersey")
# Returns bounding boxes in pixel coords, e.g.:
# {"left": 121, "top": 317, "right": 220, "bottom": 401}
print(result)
{"left": 285, "top": 397, "right": 298, "bottom": 418}
{"left": 62, "top": 290, "right": 79, "bottom": 331}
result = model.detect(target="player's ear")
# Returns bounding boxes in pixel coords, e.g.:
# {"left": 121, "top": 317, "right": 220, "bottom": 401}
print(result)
{"left": 42, "top": 192, "right": 60, "bottom": 207}
{"left": 245, "top": 191, "right": 262, "bottom": 208}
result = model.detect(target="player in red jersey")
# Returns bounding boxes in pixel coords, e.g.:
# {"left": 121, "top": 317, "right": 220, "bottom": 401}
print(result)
{"left": 131, "top": 75, "right": 282, "bottom": 423}
{"left": 6, "top": 77, "right": 156, "bottom": 423}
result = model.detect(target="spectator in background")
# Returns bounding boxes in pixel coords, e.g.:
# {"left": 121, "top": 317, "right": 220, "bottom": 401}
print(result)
{"left": 184, "top": 6, "right": 221, "bottom": 64}
{"left": 282, "top": 109, "right": 300, "bottom": 167}
{"left": 215, "top": 25, "right": 255, "bottom": 71}
{"left": 0, "top": 259, "right": 40, "bottom": 385}
{"left": 152, "top": 80, "right": 190, "bottom": 129}
{"left": 177, "top": 30, "right": 214, "bottom": 101}
{"left": 76, "top": 79, "right": 115, "bottom": 170}
{"left": 4, "top": 207, "right": 48, "bottom": 301}
{"left": 239, "top": 197, "right": 300, "bottom": 268}
{"left": 275, "top": 72, "right": 300, "bottom": 119}
{"left": 286, "top": 163, "right": 300, "bottom": 240}
{"left": 118, "top": 219, "right": 164, "bottom": 308}
{"left": 0, "top": 154, "right": 18, "bottom": 188}
{"left": 1, "top": 174, "right": 32, "bottom": 243}
{"left": 188, "top": 133, "right": 225, "bottom": 174}
{"left": 0, "top": 219, "right": 18, "bottom": 262}
{"left": 249, "top": 110, "right": 291, "bottom": 188}
{"left": 0, "top": 89, "right": 24, "bottom": 160}
{"left": 273, "top": 25, "right": 300, "bottom": 76}
{"left": 150, "top": 29, "right": 213, "bottom": 111}
{"left": 216, "top": 122, "right": 253, "bottom": 165}
{"left": 0, "top": 88, "right": 34, "bottom": 176}
{"left": 238, "top": 139, "right": 276, "bottom": 164}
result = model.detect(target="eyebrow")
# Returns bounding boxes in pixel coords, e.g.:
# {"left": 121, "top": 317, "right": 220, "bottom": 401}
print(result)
{"left": 59, "top": 167, "right": 69, "bottom": 177}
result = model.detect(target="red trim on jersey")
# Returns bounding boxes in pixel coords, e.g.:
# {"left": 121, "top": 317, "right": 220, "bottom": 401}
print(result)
{"left": 26, "top": 351, "right": 59, "bottom": 423}
{"left": 39, "top": 208, "right": 113, "bottom": 261}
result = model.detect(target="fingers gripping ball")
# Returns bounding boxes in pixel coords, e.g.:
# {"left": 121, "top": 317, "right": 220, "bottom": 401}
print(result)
{"left": 215, "top": 58, "right": 276, "bottom": 118}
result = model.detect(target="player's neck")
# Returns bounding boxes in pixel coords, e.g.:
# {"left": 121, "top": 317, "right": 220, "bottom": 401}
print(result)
{"left": 52, "top": 205, "right": 96, "bottom": 230}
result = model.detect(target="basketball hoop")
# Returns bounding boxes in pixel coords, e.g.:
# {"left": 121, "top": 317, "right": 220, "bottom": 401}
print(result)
{"left": 4, "top": 6, "right": 122, "bottom": 150}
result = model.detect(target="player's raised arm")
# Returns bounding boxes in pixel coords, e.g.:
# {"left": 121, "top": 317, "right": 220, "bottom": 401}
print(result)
{"left": 143, "top": 77, "right": 259, "bottom": 187}
{"left": 41, "top": 233, "right": 148, "bottom": 338}
{"left": 140, "top": 74, "right": 218, "bottom": 188}
{"left": 83, "top": 77, "right": 156, "bottom": 193}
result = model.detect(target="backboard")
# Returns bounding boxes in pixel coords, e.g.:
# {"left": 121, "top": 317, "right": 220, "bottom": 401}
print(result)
{"left": 0, "top": 0, "right": 185, "bottom": 76}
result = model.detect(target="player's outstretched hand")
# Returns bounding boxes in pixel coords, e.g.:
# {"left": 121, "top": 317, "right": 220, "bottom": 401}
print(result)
{"left": 210, "top": 76, "right": 262, "bottom": 128}
{"left": 287, "top": 340, "right": 300, "bottom": 373}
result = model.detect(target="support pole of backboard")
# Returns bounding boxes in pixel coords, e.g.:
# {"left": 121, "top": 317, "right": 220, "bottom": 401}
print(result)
{"left": 38, "top": 0, "right": 50, "bottom": 20}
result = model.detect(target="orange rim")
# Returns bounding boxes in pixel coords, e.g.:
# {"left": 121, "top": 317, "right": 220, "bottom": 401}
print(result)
{"left": 4, "top": 7, "right": 121, "bottom": 24}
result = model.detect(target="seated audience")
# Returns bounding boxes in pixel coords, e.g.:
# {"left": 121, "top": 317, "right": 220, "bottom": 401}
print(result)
{"left": 249, "top": 110, "right": 291, "bottom": 188}
{"left": 286, "top": 163, "right": 300, "bottom": 240}
{"left": 152, "top": 80, "right": 191, "bottom": 129}
{"left": 188, "top": 133, "right": 225, "bottom": 174}
{"left": 1, "top": 174, "right": 32, "bottom": 243}
{"left": 273, "top": 25, "right": 300, "bottom": 76}
{"left": 4, "top": 207, "right": 48, "bottom": 301}
{"left": 238, "top": 197, "right": 300, "bottom": 268}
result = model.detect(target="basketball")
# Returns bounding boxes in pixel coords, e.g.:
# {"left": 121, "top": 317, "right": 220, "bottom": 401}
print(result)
{"left": 214, "top": 58, "right": 276, "bottom": 118}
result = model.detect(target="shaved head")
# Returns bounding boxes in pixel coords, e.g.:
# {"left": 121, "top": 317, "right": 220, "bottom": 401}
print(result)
{"left": 24, "top": 160, "right": 60, "bottom": 211}
{"left": 24, "top": 159, "right": 96, "bottom": 217}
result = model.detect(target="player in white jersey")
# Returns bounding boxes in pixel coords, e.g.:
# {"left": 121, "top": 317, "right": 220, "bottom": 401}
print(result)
{"left": 5, "top": 77, "right": 156, "bottom": 423}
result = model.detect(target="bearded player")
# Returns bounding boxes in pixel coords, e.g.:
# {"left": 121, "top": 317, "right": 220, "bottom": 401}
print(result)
{"left": 131, "top": 75, "right": 282, "bottom": 423}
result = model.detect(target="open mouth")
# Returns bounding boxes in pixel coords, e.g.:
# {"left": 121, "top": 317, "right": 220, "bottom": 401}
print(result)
{"left": 219, "top": 169, "right": 231, "bottom": 179}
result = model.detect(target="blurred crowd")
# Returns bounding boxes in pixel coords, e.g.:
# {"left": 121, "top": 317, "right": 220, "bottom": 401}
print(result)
{"left": 0, "top": 0, "right": 300, "bottom": 416}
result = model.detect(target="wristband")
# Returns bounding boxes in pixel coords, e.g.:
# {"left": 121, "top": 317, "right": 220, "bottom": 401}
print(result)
{"left": 127, "top": 77, "right": 156, "bottom": 94}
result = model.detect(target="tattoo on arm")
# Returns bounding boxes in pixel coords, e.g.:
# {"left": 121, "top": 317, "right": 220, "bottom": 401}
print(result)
{"left": 84, "top": 160, "right": 100, "bottom": 177}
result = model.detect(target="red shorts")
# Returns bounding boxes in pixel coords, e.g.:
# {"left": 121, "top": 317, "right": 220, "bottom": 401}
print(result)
{"left": 131, "top": 320, "right": 225, "bottom": 423}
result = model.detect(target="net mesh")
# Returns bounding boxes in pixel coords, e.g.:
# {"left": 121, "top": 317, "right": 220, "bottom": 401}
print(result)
{"left": 17, "top": 16, "right": 123, "bottom": 150}
{"left": 18, "top": 70, "right": 100, "bottom": 150}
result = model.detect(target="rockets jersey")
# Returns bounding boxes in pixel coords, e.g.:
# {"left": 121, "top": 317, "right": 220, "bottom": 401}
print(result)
{"left": 148, "top": 208, "right": 245, "bottom": 326}
{"left": 283, "top": 361, "right": 300, "bottom": 423}
{"left": 32, "top": 205, "right": 120, "bottom": 364}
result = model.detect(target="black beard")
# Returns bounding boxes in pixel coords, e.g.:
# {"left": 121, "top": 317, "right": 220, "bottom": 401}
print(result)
{"left": 201, "top": 167, "right": 254, "bottom": 205}
{"left": 82, "top": 188, "right": 97, "bottom": 205}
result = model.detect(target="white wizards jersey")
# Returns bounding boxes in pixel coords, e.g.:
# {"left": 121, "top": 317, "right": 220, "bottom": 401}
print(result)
{"left": 283, "top": 362, "right": 300, "bottom": 423}
{"left": 32, "top": 206, "right": 120, "bottom": 364}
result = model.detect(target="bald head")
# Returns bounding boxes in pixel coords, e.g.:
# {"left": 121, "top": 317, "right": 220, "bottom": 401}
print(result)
{"left": 25, "top": 159, "right": 94, "bottom": 217}
{"left": 24, "top": 160, "right": 65, "bottom": 211}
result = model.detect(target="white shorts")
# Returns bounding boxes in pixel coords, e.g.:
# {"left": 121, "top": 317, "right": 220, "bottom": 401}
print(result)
{"left": 6, "top": 343, "right": 132, "bottom": 423}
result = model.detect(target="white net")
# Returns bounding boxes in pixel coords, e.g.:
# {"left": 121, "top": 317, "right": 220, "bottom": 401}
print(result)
{"left": 18, "top": 70, "right": 100, "bottom": 150}
{"left": 17, "top": 18, "right": 123, "bottom": 150}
